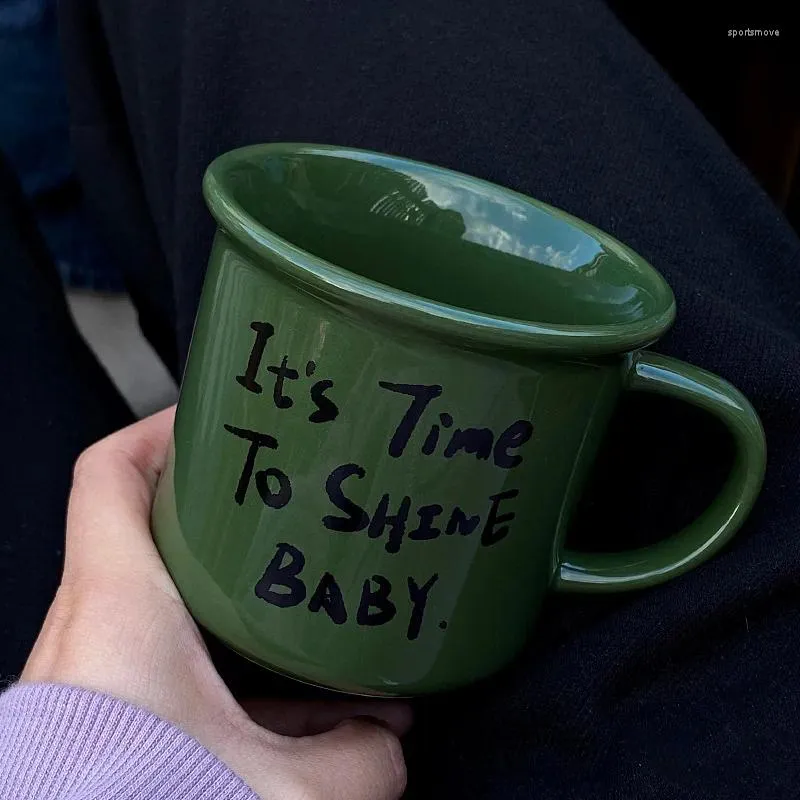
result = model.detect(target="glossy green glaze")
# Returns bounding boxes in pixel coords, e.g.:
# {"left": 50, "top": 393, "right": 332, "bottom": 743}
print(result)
{"left": 152, "top": 144, "right": 766, "bottom": 696}
{"left": 557, "top": 352, "right": 767, "bottom": 591}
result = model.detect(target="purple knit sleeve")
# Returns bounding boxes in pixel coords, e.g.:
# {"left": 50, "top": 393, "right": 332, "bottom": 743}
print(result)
{"left": 0, "top": 684, "right": 259, "bottom": 799}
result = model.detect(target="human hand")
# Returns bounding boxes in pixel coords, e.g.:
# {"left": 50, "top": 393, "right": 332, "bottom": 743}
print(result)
{"left": 22, "top": 407, "right": 410, "bottom": 800}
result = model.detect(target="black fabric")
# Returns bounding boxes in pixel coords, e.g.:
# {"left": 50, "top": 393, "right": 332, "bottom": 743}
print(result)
{"left": 39, "top": 0, "right": 800, "bottom": 796}
{"left": 55, "top": 0, "right": 179, "bottom": 376}
{"left": 0, "top": 151, "right": 134, "bottom": 677}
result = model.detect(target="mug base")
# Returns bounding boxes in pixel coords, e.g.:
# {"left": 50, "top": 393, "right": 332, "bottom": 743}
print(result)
{"left": 204, "top": 624, "right": 414, "bottom": 698}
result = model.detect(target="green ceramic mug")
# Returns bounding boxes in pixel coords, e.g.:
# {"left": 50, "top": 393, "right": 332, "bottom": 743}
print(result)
{"left": 152, "top": 143, "right": 766, "bottom": 696}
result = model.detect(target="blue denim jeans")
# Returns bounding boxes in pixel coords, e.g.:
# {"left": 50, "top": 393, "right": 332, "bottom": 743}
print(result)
{"left": 0, "top": 0, "right": 120, "bottom": 290}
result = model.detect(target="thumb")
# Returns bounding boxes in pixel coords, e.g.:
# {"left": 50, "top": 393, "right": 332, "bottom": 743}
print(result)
{"left": 292, "top": 718, "right": 407, "bottom": 800}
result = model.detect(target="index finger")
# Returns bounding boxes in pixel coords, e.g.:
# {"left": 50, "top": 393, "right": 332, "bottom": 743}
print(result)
{"left": 65, "top": 406, "right": 176, "bottom": 581}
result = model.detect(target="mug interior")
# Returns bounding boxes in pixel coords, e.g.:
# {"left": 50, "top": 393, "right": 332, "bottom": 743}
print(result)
{"left": 210, "top": 145, "right": 673, "bottom": 334}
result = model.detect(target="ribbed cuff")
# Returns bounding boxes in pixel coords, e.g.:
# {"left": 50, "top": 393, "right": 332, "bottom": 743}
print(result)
{"left": 0, "top": 683, "right": 258, "bottom": 799}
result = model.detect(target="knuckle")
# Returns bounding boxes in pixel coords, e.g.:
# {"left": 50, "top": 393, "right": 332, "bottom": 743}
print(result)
{"left": 72, "top": 438, "right": 113, "bottom": 482}
{"left": 281, "top": 721, "right": 407, "bottom": 800}
{"left": 336, "top": 721, "right": 407, "bottom": 796}
{"left": 376, "top": 727, "right": 407, "bottom": 794}
{"left": 72, "top": 443, "right": 101, "bottom": 481}
{"left": 72, "top": 435, "right": 132, "bottom": 491}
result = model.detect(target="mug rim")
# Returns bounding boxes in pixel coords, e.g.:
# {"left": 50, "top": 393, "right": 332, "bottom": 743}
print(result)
{"left": 203, "top": 142, "right": 676, "bottom": 356}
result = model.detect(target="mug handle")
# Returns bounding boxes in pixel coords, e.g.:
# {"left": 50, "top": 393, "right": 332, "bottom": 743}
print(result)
{"left": 554, "top": 351, "right": 766, "bottom": 593}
